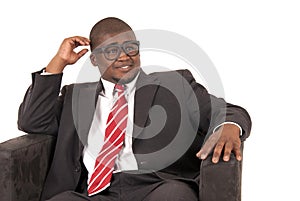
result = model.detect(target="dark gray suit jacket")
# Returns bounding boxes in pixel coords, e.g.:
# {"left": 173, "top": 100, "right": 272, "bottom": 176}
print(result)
{"left": 18, "top": 69, "right": 251, "bottom": 200}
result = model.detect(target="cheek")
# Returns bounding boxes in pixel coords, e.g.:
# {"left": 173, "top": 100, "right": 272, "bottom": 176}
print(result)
{"left": 98, "top": 65, "right": 113, "bottom": 76}
{"left": 133, "top": 56, "right": 141, "bottom": 66}
{"left": 94, "top": 58, "right": 111, "bottom": 75}
{"left": 95, "top": 56, "right": 107, "bottom": 66}
{"left": 95, "top": 56, "right": 114, "bottom": 69}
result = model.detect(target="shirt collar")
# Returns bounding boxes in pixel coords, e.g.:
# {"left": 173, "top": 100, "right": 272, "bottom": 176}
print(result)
{"left": 100, "top": 71, "right": 140, "bottom": 98}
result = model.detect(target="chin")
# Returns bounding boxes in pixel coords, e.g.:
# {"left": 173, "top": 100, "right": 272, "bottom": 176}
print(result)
{"left": 117, "top": 68, "right": 140, "bottom": 84}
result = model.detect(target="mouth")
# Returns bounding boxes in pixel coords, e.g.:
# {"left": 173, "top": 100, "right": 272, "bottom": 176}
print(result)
{"left": 115, "top": 65, "right": 134, "bottom": 72}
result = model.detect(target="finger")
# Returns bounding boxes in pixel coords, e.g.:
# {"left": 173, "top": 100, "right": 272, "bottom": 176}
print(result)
{"left": 196, "top": 140, "right": 214, "bottom": 159}
{"left": 196, "top": 140, "right": 212, "bottom": 159}
{"left": 232, "top": 143, "right": 242, "bottom": 161}
{"left": 212, "top": 141, "right": 225, "bottom": 163}
{"left": 196, "top": 149, "right": 207, "bottom": 159}
{"left": 223, "top": 141, "right": 233, "bottom": 162}
{"left": 76, "top": 37, "right": 90, "bottom": 46}
{"left": 71, "top": 36, "right": 90, "bottom": 47}
{"left": 196, "top": 131, "right": 221, "bottom": 159}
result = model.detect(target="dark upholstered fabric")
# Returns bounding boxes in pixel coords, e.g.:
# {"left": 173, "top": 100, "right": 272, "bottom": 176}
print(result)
{"left": 199, "top": 146, "right": 243, "bottom": 201}
{"left": 0, "top": 134, "right": 243, "bottom": 201}
{"left": 0, "top": 134, "right": 56, "bottom": 201}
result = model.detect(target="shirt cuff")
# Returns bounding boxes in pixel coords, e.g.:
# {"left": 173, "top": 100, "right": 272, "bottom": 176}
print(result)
{"left": 40, "top": 69, "right": 54, "bottom": 75}
{"left": 213, "top": 122, "right": 243, "bottom": 136}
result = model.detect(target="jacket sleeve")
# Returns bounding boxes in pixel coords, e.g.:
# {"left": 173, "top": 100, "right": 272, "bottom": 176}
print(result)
{"left": 17, "top": 70, "right": 64, "bottom": 135}
{"left": 180, "top": 69, "right": 252, "bottom": 141}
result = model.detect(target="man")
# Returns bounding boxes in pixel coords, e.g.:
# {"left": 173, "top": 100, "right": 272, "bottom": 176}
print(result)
{"left": 18, "top": 17, "right": 251, "bottom": 201}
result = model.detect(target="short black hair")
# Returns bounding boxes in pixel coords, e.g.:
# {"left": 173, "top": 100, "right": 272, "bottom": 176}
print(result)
{"left": 89, "top": 17, "right": 134, "bottom": 50}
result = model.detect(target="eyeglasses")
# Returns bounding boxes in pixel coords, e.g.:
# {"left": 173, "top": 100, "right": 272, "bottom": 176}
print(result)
{"left": 93, "top": 40, "right": 140, "bottom": 61}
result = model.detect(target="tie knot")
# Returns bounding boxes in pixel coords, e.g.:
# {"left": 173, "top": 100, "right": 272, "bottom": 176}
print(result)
{"left": 114, "top": 84, "right": 125, "bottom": 92}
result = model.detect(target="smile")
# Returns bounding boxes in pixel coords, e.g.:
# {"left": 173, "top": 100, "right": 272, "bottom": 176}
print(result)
{"left": 114, "top": 65, "right": 134, "bottom": 72}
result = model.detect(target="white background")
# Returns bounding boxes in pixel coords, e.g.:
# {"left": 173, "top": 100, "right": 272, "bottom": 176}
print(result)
{"left": 0, "top": 0, "right": 299, "bottom": 200}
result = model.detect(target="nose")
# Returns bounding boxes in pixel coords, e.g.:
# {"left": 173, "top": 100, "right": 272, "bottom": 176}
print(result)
{"left": 117, "top": 49, "right": 130, "bottom": 61}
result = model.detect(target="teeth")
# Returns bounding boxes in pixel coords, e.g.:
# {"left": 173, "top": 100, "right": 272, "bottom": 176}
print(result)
{"left": 121, "top": 66, "right": 129, "bottom": 69}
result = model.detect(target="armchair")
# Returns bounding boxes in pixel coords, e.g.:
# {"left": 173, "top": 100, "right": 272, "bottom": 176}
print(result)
{"left": 0, "top": 134, "right": 243, "bottom": 201}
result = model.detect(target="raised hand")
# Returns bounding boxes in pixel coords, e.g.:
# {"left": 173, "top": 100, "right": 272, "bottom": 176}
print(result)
{"left": 46, "top": 36, "right": 90, "bottom": 74}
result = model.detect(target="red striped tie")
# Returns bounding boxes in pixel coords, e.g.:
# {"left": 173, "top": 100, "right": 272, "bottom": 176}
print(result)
{"left": 87, "top": 84, "right": 128, "bottom": 196}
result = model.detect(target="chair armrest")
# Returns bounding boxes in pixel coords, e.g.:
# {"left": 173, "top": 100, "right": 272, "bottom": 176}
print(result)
{"left": 0, "top": 134, "right": 56, "bottom": 201}
{"left": 199, "top": 144, "right": 243, "bottom": 201}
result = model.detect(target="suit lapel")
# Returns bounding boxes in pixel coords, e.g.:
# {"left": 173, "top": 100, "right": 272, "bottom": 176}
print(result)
{"left": 72, "top": 81, "right": 101, "bottom": 147}
{"left": 133, "top": 70, "right": 160, "bottom": 139}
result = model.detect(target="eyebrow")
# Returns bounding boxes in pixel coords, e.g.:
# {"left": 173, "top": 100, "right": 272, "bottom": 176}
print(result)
{"left": 106, "top": 42, "right": 119, "bottom": 46}
{"left": 105, "top": 40, "right": 135, "bottom": 47}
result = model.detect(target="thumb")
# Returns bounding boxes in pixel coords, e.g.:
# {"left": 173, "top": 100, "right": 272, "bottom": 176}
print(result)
{"left": 77, "top": 48, "right": 89, "bottom": 59}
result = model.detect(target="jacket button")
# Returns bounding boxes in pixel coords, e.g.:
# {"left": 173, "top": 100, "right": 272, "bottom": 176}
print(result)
{"left": 140, "top": 161, "right": 147, "bottom": 166}
{"left": 74, "top": 166, "right": 81, "bottom": 172}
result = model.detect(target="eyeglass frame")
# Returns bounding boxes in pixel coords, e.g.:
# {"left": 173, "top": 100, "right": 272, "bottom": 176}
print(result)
{"left": 92, "top": 40, "right": 140, "bottom": 61}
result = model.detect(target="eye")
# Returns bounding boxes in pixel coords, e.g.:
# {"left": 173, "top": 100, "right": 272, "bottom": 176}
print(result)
{"left": 125, "top": 46, "right": 134, "bottom": 51}
{"left": 104, "top": 46, "right": 119, "bottom": 55}
{"left": 125, "top": 44, "right": 138, "bottom": 53}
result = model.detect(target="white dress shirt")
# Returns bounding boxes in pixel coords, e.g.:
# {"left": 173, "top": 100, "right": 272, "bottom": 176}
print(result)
{"left": 82, "top": 75, "right": 139, "bottom": 182}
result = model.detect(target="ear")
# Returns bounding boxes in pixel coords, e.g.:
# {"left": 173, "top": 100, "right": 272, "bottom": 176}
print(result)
{"left": 90, "top": 54, "right": 98, "bottom": 66}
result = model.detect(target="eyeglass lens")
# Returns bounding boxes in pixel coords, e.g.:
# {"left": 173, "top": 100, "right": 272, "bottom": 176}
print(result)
{"left": 104, "top": 41, "right": 139, "bottom": 60}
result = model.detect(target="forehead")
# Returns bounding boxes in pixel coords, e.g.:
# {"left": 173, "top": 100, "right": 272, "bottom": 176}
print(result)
{"left": 95, "top": 31, "right": 136, "bottom": 48}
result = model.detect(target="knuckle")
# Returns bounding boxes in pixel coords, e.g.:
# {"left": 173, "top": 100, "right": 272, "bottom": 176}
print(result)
{"left": 224, "top": 149, "right": 231, "bottom": 155}
{"left": 214, "top": 146, "right": 223, "bottom": 154}
{"left": 233, "top": 141, "right": 241, "bottom": 148}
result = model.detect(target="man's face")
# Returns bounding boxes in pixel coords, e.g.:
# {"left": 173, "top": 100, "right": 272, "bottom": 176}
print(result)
{"left": 91, "top": 31, "right": 141, "bottom": 84}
